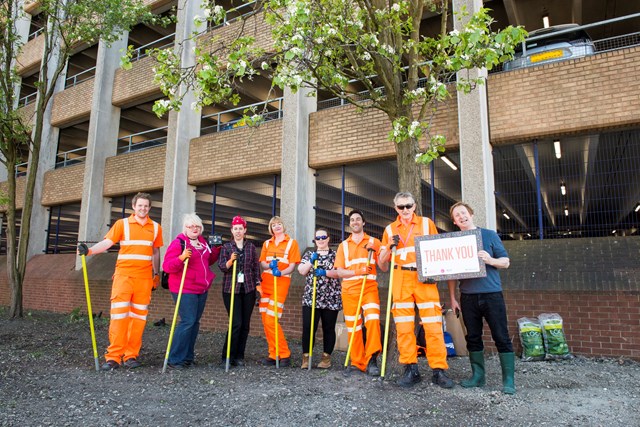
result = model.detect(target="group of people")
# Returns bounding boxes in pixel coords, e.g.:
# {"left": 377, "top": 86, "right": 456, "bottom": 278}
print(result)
{"left": 78, "top": 191, "right": 516, "bottom": 394}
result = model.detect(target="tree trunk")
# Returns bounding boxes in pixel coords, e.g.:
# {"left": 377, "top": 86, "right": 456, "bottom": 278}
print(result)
{"left": 6, "top": 157, "right": 22, "bottom": 318}
{"left": 395, "top": 137, "right": 423, "bottom": 215}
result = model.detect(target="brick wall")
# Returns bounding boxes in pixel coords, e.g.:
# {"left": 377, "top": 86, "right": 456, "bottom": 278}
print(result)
{"left": 17, "top": 102, "right": 36, "bottom": 125}
{"left": 188, "top": 120, "right": 283, "bottom": 185}
{"left": 1, "top": 236, "right": 638, "bottom": 360}
{"left": 51, "top": 79, "right": 94, "bottom": 127}
{"left": 309, "top": 94, "right": 459, "bottom": 169}
{"left": 488, "top": 46, "right": 640, "bottom": 144}
{"left": 198, "top": 9, "right": 274, "bottom": 54}
{"left": 103, "top": 146, "right": 166, "bottom": 196}
{"left": 0, "top": 176, "right": 26, "bottom": 212}
{"left": 112, "top": 55, "right": 162, "bottom": 108}
{"left": 41, "top": 164, "right": 85, "bottom": 206}
{"left": 16, "top": 34, "right": 43, "bottom": 76}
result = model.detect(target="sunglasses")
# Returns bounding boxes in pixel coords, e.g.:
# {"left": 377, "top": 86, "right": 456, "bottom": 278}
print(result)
{"left": 396, "top": 204, "right": 414, "bottom": 210}
{"left": 315, "top": 235, "right": 329, "bottom": 240}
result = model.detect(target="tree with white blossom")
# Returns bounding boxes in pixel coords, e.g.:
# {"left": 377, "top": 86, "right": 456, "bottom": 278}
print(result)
{"left": 151, "top": 0, "right": 526, "bottom": 210}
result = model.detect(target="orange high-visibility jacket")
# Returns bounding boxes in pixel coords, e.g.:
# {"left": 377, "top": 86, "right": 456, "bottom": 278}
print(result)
{"left": 334, "top": 233, "right": 380, "bottom": 294}
{"left": 105, "top": 215, "right": 162, "bottom": 278}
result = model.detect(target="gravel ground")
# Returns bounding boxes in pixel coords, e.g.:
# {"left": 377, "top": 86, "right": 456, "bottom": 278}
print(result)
{"left": 1, "top": 308, "right": 639, "bottom": 426}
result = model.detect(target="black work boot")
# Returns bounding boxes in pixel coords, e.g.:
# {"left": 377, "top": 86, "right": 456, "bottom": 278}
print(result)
{"left": 366, "top": 354, "right": 380, "bottom": 377}
{"left": 396, "top": 364, "right": 421, "bottom": 387}
{"left": 432, "top": 368, "right": 455, "bottom": 389}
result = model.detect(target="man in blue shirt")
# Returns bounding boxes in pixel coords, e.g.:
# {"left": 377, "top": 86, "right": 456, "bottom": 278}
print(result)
{"left": 448, "top": 202, "right": 515, "bottom": 395}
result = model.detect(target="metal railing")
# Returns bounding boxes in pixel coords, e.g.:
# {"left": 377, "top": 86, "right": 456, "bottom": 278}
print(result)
{"left": 15, "top": 162, "right": 28, "bottom": 177}
{"left": 55, "top": 146, "right": 87, "bottom": 168}
{"left": 201, "top": 97, "right": 284, "bottom": 134}
{"left": 27, "top": 27, "right": 44, "bottom": 41}
{"left": 129, "top": 33, "right": 176, "bottom": 63}
{"left": 65, "top": 66, "right": 96, "bottom": 88}
{"left": 117, "top": 126, "right": 168, "bottom": 154}
{"left": 18, "top": 92, "right": 38, "bottom": 107}
{"left": 207, "top": 1, "right": 257, "bottom": 32}
{"left": 594, "top": 31, "right": 640, "bottom": 53}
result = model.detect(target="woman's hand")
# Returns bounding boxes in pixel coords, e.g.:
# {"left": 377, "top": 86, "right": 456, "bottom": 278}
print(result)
{"left": 178, "top": 248, "right": 192, "bottom": 262}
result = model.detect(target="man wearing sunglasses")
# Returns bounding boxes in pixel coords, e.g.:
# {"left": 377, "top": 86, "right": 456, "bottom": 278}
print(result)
{"left": 379, "top": 192, "right": 454, "bottom": 389}
{"left": 334, "top": 209, "right": 385, "bottom": 376}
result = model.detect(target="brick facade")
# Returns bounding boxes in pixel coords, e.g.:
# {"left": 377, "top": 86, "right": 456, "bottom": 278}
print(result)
{"left": 309, "top": 95, "right": 459, "bottom": 169}
{"left": 0, "top": 176, "right": 26, "bottom": 212}
{"left": 1, "top": 236, "right": 638, "bottom": 360}
{"left": 188, "top": 120, "right": 283, "bottom": 185}
{"left": 103, "top": 145, "right": 166, "bottom": 196}
{"left": 41, "top": 164, "right": 85, "bottom": 206}
{"left": 112, "top": 55, "right": 162, "bottom": 108}
{"left": 50, "top": 78, "right": 94, "bottom": 127}
{"left": 488, "top": 46, "right": 640, "bottom": 144}
{"left": 15, "top": 33, "right": 43, "bottom": 76}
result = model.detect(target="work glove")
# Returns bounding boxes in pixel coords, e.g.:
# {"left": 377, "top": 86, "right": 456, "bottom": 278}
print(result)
{"left": 390, "top": 234, "right": 400, "bottom": 250}
{"left": 226, "top": 252, "right": 238, "bottom": 269}
{"left": 77, "top": 242, "right": 89, "bottom": 256}
{"left": 271, "top": 268, "right": 282, "bottom": 277}
{"left": 310, "top": 252, "right": 319, "bottom": 263}
{"left": 314, "top": 268, "right": 327, "bottom": 277}
{"left": 152, "top": 274, "right": 160, "bottom": 290}
{"left": 268, "top": 259, "right": 279, "bottom": 270}
{"left": 178, "top": 248, "right": 192, "bottom": 262}
{"left": 365, "top": 240, "right": 380, "bottom": 253}
{"left": 359, "top": 265, "right": 373, "bottom": 275}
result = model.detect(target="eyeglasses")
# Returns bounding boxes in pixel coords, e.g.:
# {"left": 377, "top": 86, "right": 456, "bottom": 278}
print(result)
{"left": 396, "top": 204, "right": 414, "bottom": 210}
{"left": 186, "top": 225, "right": 202, "bottom": 230}
{"left": 315, "top": 235, "right": 329, "bottom": 240}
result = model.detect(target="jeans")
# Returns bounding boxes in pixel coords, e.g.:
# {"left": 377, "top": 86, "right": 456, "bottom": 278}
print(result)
{"left": 221, "top": 290, "right": 256, "bottom": 361}
{"left": 301, "top": 306, "right": 339, "bottom": 354}
{"left": 460, "top": 291, "right": 513, "bottom": 353}
{"left": 168, "top": 292, "right": 208, "bottom": 365}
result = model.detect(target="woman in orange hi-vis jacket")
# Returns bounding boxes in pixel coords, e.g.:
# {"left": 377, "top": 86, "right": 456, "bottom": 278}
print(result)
{"left": 258, "top": 216, "right": 301, "bottom": 367}
{"left": 77, "top": 192, "right": 163, "bottom": 371}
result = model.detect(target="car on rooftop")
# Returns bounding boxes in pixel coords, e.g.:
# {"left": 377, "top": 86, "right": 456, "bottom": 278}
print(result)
{"left": 503, "top": 24, "right": 596, "bottom": 71}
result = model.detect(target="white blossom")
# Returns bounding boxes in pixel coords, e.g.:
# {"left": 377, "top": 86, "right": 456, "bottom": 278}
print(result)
{"left": 391, "top": 3, "right": 401, "bottom": 12}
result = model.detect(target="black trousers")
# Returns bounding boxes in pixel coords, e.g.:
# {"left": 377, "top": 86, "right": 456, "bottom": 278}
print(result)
{"left": 460, "top": 291, "right": 513, "bottom": 353}
{"left": 221, "top": 290, "right": 256, "bottom": 360}
{"left": 301, "top": 305, "right": 339, "bottom": 354}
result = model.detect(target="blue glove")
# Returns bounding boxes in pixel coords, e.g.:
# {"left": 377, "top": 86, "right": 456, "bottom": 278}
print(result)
{"left": 271, "top": 268, "right": 282, "bottom": 277}
{"left": 268, "top": 259, "right": 279, "bottom": 269}
{"left": 314, "top": 268, "right": 326, "bottom": 277}
{"left": 310, "top": 252, "right": 319, "bottom": 263}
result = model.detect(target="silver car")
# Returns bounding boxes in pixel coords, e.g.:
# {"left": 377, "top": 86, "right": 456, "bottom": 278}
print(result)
{"left": 503, "top": 24, "right": 595, "bottom": 71}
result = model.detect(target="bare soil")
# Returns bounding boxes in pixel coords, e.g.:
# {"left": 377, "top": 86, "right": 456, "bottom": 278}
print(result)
{"left": 1, "top": 308, "right": 638, "bottom": 426}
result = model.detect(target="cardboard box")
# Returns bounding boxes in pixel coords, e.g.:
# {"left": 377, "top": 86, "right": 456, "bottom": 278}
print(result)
{"left": 335, "top": 321, "right": 349, "bottom": 352}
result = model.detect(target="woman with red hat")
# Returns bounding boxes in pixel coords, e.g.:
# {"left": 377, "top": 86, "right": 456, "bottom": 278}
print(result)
{"left": 218, "top": 215, "right": 261, "bottom": 367}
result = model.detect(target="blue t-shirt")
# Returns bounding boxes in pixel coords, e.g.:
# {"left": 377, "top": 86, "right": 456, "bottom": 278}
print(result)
{"left": 458, "top": 228, "right": 508, "bottom": 294}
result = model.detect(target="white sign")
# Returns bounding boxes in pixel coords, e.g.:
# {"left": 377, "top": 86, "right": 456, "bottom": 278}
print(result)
{"left": 415, "top": 229, "right": 486, "bottom": 282}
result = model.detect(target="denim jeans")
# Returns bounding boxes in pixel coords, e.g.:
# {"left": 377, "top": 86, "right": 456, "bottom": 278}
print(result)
{"left": 221, "top": 290, "right": 256, "bottom": 361}
{"left": 460, "top": 291, "right": 513, "bottom": 353}
{"left": 168, "top": 292, "right": 208, "bottom": 365}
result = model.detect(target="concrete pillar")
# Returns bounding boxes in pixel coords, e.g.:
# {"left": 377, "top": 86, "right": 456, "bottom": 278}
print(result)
{"left": 160, "top": 0, "right": 204, "bottom": 242}
{"left": 26, "top": 27, "right": 67, "bottom": 258}
{"left": 453, "top": 0, "right": 497, "bottom": 230}
{"left": 75, "top": 36, "right": 128, "bottom": 269}
{"left": 1, "top": 1, "right": 31, "bottom": 182}
{"left": 280, "top": 86, "right": 317, "bottom": 244}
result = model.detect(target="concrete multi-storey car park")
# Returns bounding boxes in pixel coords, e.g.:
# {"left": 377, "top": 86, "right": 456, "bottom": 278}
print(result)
{"left": 1, "top": 0, "right": 639, "bottom": 359}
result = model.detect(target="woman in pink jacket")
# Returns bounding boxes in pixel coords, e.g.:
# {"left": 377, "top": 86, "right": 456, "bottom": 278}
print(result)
{"left": 163, "top": 213, "right": 220, "bottom": 369}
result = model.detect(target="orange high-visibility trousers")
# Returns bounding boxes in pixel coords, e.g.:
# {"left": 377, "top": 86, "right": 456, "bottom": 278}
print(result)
{"left": 342, "top": 284, "right": 382, "bottom": 372}
{"left": 259, "top": 278, "right": 291, "bottom": 359}
{"left": 105, "top": 274, "right": 152, "bottom": 363}
{"left": 392, "top": 271, "right": 448, "bottom": 368}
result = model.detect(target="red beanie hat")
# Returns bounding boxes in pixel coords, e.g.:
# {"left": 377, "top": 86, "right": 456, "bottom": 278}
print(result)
{"left": 231, "top": 216, "right": 247, "bottom": 228}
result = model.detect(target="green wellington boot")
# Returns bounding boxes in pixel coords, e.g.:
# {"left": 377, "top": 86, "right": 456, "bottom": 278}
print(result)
{"left": 499, "top": 352, "right": 516, "bottom": 395}
{"left": 461, "top": 351, "right": 486, "bottom": 388}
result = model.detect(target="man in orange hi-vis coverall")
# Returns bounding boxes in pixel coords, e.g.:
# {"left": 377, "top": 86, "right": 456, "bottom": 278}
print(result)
{"left": 334, "top": 209, "right": 386, "bottom": 376}
{"left": 379, "top": 192, "right": 454, "bottom": 388}
{"left": 78, "top": 192, "right": 162, "bottom": 370}
{"left": 258, "top": 216, "right": 301, "bottom": 367}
